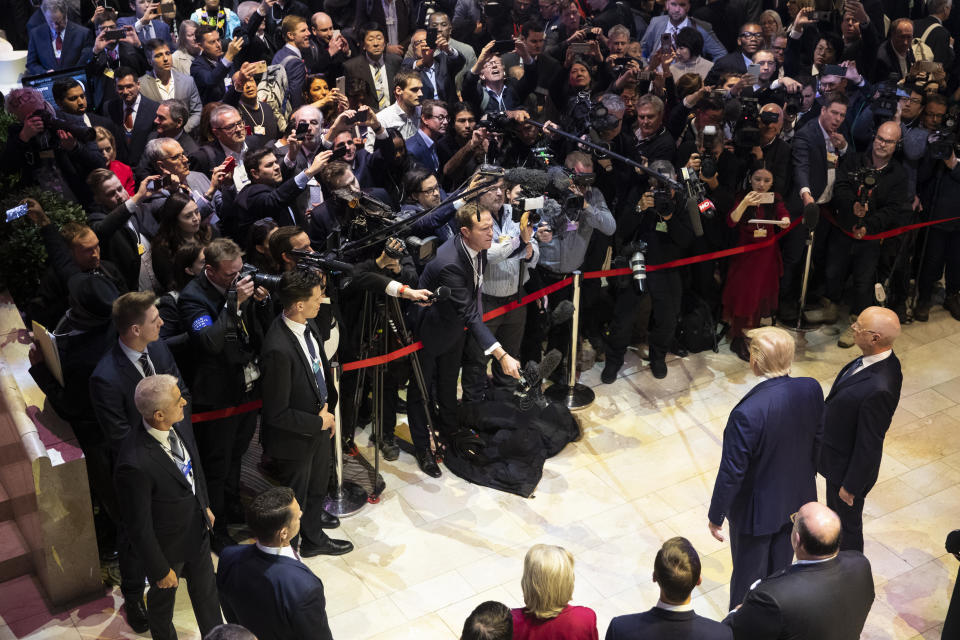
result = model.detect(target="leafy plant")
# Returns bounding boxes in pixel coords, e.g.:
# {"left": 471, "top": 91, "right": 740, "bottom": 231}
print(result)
{"left": 0, "top": 187, "right": 87, "bottom": 307}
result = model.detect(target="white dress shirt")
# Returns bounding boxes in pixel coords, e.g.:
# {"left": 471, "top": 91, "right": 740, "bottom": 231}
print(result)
{"left": 849, "top": 349, "right": 892, "bottom": 377}
{"left": 256, "top": 541, "right": 300, "bottom": 560}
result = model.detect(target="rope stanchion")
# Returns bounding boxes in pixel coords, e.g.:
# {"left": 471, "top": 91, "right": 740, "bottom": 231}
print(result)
{"left": 821, "top": 212, "right": 960, "bottom": 241}
{"left": 192, "top": 400, "right": 263, "bottom": 423}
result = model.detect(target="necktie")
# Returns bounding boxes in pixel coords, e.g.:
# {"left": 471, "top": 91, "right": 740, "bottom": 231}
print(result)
{"left": 168, "top": 431, "right": 185, "bottom": 463}
{"left": 55, "top": 32, "right": 62, "bottom": 53}
{"left": 124, "top": 104, "right": 134, "bottom": 132}
{"left": 373, "top": 64, "right": 388, "bottom": 109}
{"left": 839, "top": 356, "right": 863, "bottom": 383}
{"left": 475, "top": 253, "right": 483, "bottom": 290}
{"left": 108, "top": 47, "right": 118, "bottom": 63}
{"left": 138, "top": 353, "right": 154, "bottom": 377}
{"left": 303, "top": 328, "right": 326, "bottom": 394}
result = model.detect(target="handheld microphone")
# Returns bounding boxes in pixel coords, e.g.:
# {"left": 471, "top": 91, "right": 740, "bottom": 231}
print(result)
{"left": 686, "top": 198, "right": 705, "bottom": 237}
{"left": 802, "top": 202, "right": 820, "bottom": 229}
{"left": 426, "top": 285, "right": 451, "bottom": 302}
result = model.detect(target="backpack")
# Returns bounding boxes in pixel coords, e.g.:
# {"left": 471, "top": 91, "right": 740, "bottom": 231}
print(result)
{"left": 257, "top": 63, "right": 291, "bottom": 132}
{"left": 676, "top": 293, "right": 719, "bottom": 354}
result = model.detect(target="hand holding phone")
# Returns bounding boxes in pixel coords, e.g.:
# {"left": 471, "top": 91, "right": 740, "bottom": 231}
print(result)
{"left": 222, "top": 156, "right": 237, "bottom": 173}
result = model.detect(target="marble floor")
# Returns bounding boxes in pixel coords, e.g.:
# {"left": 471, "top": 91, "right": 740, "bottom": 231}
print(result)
{"left": 3, "top": 309, "right": 959, "bottom": 639}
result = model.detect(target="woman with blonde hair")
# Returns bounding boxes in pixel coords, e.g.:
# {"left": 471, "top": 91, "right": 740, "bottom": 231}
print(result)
{"left": 512, "top": 544, "right": 598, "bottom": 639}
{"left": 94, "top": 126, "right": 134, "bottom": 195}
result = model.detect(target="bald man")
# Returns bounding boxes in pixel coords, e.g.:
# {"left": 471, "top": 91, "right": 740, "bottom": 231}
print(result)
{"left": 708, "top": 327, "right": 824, "bottom": 611}
{"left": 307, "top": 12, "right": 350, "bottom": 77}
{"left": 724, "top": 502, "right": 875, "bottom": 639}
{"left": 818, "top": 306, "right": 903, "bottom": 552}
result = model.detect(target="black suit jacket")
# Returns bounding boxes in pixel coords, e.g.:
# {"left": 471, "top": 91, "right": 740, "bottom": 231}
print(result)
{"left": 217, "top": 544, "right": 333, "bottom": 640}
{"left": 188, "top": 135, "right": 269, "bottom": 176}
{"left": 724, "top": 551, "right": 875, "bottom": 640}
{"left": 704, "top": 51, "right": 748, "bottom": 86}
{"left": 789, "top": 117, "right": 849, "bottom": 211}
{"left": 87, "top": 42, "right": 149, "bottom": 112}
{"left": 343, "top": 53, "right": 403, "bottom": 111}
{"left": 90, "top": 340, "right": 191, "bottom": 452}
{"left": 606, "top": 607, "right": 733, "bottom": 640}
{"left": 260, "top": 315, "right": 337, "bottom": 462}
{"left": 412, "top": 234, "right": 497, "bottom": 356}
{"left": 105, "top": 96, "right": 160, "bottom": 166}
{"left": 818, "top": 352, "right": 902, "bottom": 497}
{"left": 25, "top": 21, "right": 94, "bottom": 75}
{"left": 401, "top": 51, "right": 465, "bottom": 103}
{"left": 191, "top": 54, "right": 234, "bottom": 104}
{"left": 114, "top": 420, "right": 212, "bottom": 583}
{"left": 235, "top": 176, "right": 308, "bottom": 241}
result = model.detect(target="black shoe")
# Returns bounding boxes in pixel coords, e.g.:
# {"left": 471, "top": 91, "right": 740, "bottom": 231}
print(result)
{"left": 318, "top": 509, "right": 340, "bottom": 530}
{"left": 730, "top": 337, "right": 750, "bottom": 363}
{"left": 378, "top": 436, "right": 400, "bottom": 461}
{"left": 650, "top": 359, "right": 667, "bottom": 379}
{"left": 601, "top": 357, "right": 622, "bottom": 384}
{"left": 946, "top": 294, "right": 960, "bottom": 321}
{"left": 300, "top": 535, "right": 354, "bottom": 557}
{"left": 123, "top": 599, "right": 149, "bottom": 633}
{"left": 210, "top": 530, "right": 237, "bottom": 555}
{"left": 914, "top": 302, "right": 930, "bottom": 322}
{"left": 416, "top": 450, "right": 442, "bottom": 478}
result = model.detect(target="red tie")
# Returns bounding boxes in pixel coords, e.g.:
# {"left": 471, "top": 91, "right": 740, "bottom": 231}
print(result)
{"left": 124, "top": 105, "right": 134, "bottom": 132}
{"left": 55, "top": 32, "right": 62, "bottom": 52}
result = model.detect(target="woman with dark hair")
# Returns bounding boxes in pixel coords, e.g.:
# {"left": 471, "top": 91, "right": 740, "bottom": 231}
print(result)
{"left": 722, "top": 168, "right": 791, "bottom": 361}
{"left": 245, "top": 217, "right": 279, "bottom": 273}
{"left": 158, "top": 242, "right": 206, "bottom": 380}
{"left": 669, "top": 27, "right": 714, "bottom": 82}
{"left": 437, "top": 102, "right": 486, "bottom": 191}
{"left": 151, "top": 191, "right": 216, "bottom": 292}
{"left": 303, "top": 74, "right": 349, "bottom": 123}
{"left": 550, "top": 57, "right": 600, "bottom": 125}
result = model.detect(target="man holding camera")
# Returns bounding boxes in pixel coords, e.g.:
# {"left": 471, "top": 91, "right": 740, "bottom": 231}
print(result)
{"left": 603, "top": 160, "right": 695, "bottom": 382}
{"left": 178, "top": 238, "right": 271, "bottom": 553}
{"left": 819, "top": 121, "right": 908, "bottom": 346}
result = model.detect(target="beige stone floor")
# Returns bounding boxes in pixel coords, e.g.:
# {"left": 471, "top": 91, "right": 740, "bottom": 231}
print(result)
{"left": 4, "top": 310, "right": 959, "bottom": 639}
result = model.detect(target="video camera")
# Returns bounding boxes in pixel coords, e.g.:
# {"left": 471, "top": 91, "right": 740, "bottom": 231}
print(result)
{"left": 870, "top": 74, "right": 904, "bottom": 121}
{"left": 33, "top": 109, "right": 97, "bottom": 143}
{"left": 929, "top": 106, "right": 960, "bottom": 160}
{"left": 849, "top": 167, "right": 880, "bottom": 207}
{"left": 567, "top": 92, "right": 621, "bottom": 138}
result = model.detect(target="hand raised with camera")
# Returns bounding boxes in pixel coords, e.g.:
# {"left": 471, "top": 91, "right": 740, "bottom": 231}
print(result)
{"left": 305, "top": 149, "right": 334, "bottom": 178}
{"left": 235, "top": 274, "right": 255, "bottom": 305}
{"left": 22, "top": 198, "right": 50, "bottom": 227}
{"left": 639, "top": 191, "right": 655, "bottom": 211}
{"left": 536, "top": 226, "right": 554, "bottom": 243}
{"left": 686, "top": 153, "right": 701, "bottom": 172}
{"left": 742, "top": 190, "right": 766, "bottom": 207}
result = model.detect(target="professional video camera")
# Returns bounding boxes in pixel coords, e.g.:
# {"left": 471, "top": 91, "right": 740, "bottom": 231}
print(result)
{"left": 33, "top": 109, "right": 97, "bottom": 143}
{"left": 681, "top": 166, "right": 716, "bottom": 218}
{"left": 732, "top": 97, "right": 763, "bottom": 149}
{"left": 238, "top": 263, "right": 283, "bottom": 291}
{"left": 567, "top": 92, "right": 621, "bottom": 138}
{"left": 870, "top": 73, "right": 903, "bottom": 120}
{"left": 481, "top": 110, "right": 511, "bottom": 134}
{"left": 849, "top": 167, "right": 880, "bottom": 207}
{"left": 928, "top": 106, "right": 960, "bottom": 160}
{"left": 514, "top": 349, "right": 562, "bottom": 411}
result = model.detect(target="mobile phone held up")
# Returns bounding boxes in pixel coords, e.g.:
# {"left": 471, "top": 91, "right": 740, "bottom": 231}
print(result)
{"left": 492, "top": 39, "right": 515, "bottom": 55}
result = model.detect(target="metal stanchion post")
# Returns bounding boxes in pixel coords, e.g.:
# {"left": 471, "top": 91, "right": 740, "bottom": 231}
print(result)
{"left": 322, "top": 362, "right": 368, "bottom": 517}
{"left": 545, "top": 271, "right": 595, "bottom": 409}
{"left": 793, "top": 228, "right": 816, "bottom": 336}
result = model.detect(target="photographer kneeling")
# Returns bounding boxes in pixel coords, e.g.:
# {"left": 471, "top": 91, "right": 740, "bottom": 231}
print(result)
{"left": 603, "top": 161, "right": 695, "bottom": 382}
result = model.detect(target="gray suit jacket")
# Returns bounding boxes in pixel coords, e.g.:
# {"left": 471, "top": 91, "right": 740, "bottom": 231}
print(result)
{"left": 137, "top": 71, "right": 202, "bottom": 134}
{"left": 640, "top": 15, "right": 727, "bottom": 61}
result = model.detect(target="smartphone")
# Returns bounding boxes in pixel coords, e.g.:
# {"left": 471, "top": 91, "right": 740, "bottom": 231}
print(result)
{"left": 5, "top": 203, "right": 28, "bottom": 223}
{"left": 249, "top": 60, "right": 267, "bottom": 75}
{"left": 426, "top": 27, "right": 438, "bottom": 48}
{"left": 222, "top": 156, "right": 237, "bottom": 173}
{"left": 350, "top": 111, "right": 366, "bottom": 124}
{"left": 809, "top": 10, "right": 833, "bottom": 19}
{"left": 147, "top": 175, "right": 171, "bottom": 191}
{"left": 660, "top": 33, "right": 673, "bottom": 49}
{"left": 336, "top": 75, "right": 346, "bottom": 94}
{"left": 295, "top": 121, "right": 310, "bottom": 137}
{"left": 159, "top": 0, "right": 175, "bottom": 15}
{"left": 103, "top": 28, "right": 126, "bottom": 41}
{"left": 746, "top": 63, "right": 761, "bottom": 83}
{"left": 492, "top": 39, "right": 515, "bottom": 55}
{"left": 568, "top": 42, "right": 592, "bottom": 56}
{"left": 756, "top": 192, "right": 775, "bottom": 204}
{"left": 331, "top": 146, "right": 349, "bottom": 161}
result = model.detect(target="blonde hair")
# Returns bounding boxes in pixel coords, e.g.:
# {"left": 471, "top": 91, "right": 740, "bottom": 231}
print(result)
{"left": 520, "top": 544, "right": 575, "bottom": 619}
{"left": 746, "top": 326, "right": 795, "bottom": 377}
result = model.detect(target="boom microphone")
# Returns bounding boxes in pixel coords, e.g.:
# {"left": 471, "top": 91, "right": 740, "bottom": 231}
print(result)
{"left": 504, "top": 167, "right": 552, "bottom": 193}
{"left": 550, "top": 299, "right": 575, "bottom": 325}
{"left": 538, "top": 348, "right": 562, "bottom": 382}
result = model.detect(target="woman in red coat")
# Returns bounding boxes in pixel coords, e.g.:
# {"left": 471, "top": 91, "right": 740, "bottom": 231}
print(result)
{"left": 511, "top": 544, "right": 598, "bottom": 640}
{"left": 722, "top": 168, "right": 790, "bottom": 361}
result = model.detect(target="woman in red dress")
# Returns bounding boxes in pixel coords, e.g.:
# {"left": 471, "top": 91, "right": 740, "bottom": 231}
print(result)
{"left": 94, "top": 126, "right": 135, "bottom": 196}
{"left": 722, "top": 168, "right": 791, "bottom": 361}
{"left": 511, "top": 544, "right": 598, "bottom": 640}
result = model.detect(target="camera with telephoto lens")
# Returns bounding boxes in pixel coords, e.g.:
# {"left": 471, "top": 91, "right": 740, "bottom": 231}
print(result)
{"left": 700, "top": 125, "right": 720, "bottom": 179}
{"left": 511, "top": 188, "right": 544, "bottom": 225}
{"left": 481, "top": 110, "right": 510, "bottom": 134}
{"left": 733, "top": 97, "right": 762, "bottom": 149}
{"left": 238, "top": 263, "right": 283, "bottom": 291}
{"left": 624, "top": 240, "right": 648, "bottom": 294}
{"left": 33, "top": 109, "right": 97, "bottom": 143}
{"left": 928, "top": 106, "right": 960, "bottom": 160}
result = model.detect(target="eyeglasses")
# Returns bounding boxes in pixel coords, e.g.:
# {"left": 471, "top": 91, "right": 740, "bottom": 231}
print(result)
{"left": 428, "top": 114, "right": 449, "bottom": 121}
{"left": 851, "top": 321, "right": 879, "bottom": 336}
{"left": 417, "top": 184, "right": 441, "bottom": 193}
{"left": 899, "top": 96, "right": 923, "bottom": 105}
{"left": 739, "top": 32, "right": 763, "bottom": 39}
{"left": 874, "top": 134, "right": 898, "bottom": 146}
{"left": 216, "top": 121, "right": 244, "bottom": 131}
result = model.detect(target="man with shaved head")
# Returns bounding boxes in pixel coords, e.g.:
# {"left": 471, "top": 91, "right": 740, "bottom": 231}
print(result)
{"left": 708, "top": 326, "right": 824, "bottom": 610}
{"left": 308, "top": 12, "right": 351, "bottom": 77}
{"left": 724, "top": 502, "right": 875, "bottom": 639}
{"left": 819, "top": 306, "right": 903, "bottom": 553}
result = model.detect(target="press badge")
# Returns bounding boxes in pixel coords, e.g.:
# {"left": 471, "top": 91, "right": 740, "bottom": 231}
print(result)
{"left": 103, "top": 68, "right": 115, "bottom": 79}
{"left": 753, "top": 227, "right": 767, "bottom": 238}
{"left": 137, "top": 243, "right": 145, "bottom": 255}
{"left": 655, "top": 220, "right": 668, "bottom": 233}
{"left": 566, "top": 220, "right": 579, "bottom": 232}
{"left": 826, "top": 152, "right": 838, "bottom": 168}
{"left": 253, "top": 125, "right": 266, "bottom": 136}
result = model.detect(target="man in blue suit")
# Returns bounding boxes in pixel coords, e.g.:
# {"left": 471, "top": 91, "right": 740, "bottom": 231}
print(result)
{"left": 191, "top": 25, "right": 245, "bottom": 104}
{"left": 271, "top": 15, "right": 312, "bottom": 111}
{"left": 402, "top": 28, "right": 465, "bottom": 103}
{"left": 117, "top": 0, "right": 174, "bottom": 47}
{"left": 606, "top": 537, "right": 732, "bottom": 640}
{"left": 217, "top": 487, "right": 334, "bottom": 640}
{"left": 405, "top": 99, "right": 448, "bottom": 175}
{"left": 405, "top": 199, "right": 523, "bottom": 477}
{"left": 707, "top": 326, "right": 824, "bottom": 611}
{"left": 26, "top": 0, "right": 95, "bottom": 75}
{"left": 639, "top": 0, "right": 726, "bottom": 61}
{"left": 818, "top": 306, "right": 902, "bottom": 553}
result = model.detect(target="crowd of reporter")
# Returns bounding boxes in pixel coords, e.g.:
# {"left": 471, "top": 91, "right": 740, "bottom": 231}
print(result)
{"left": 4, "top": 0, "right": 960, "bottom": 636}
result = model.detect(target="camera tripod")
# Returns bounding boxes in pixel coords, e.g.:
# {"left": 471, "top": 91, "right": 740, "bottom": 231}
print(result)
{"left": 349, "top": 290, "right": 442, "bottom": 501}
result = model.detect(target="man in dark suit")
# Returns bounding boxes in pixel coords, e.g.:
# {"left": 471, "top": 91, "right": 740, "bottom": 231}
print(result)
{"left": 344, "top": 23, "right": 403, "bottom": 111}
{"left": 259, "top": 271, "right": 353, "bottom": 557}
{"left": 189, "top": 104, "right": 269, "bottom": 185}
{"left": 104, "top": 67, "right": 161, "bottom": 167}
{"left": 191, "top": 25, "right": 244, "bottom": 104}
{"left": 178, "top": 238, "right": 270, "bottom": 553}
{"left": 236, "top": 146, "right": 330, "bottom": 242}
{"left": 723, "top": 502, "right": 875, "bottom": 640}
{"left": 355, "top": 0, "right": 415, "bottom": 55}
{"left": 306, "top": 160, "right": 394, "bottom": 249}
{"left": 704, "top": 22, "right": 763, "bottom": 85}
{"left": 52, "top": 77, "right": 121, "bottom": 149}
{"left": 87, "top": 10, "right": 149, "bottom": 112}
{"left": 402, "top": 29, "right": 465, "bottom": 103}
{"left": 606, "top": 537, "right": 732, "bottom": 640}
{"left": 406, "top": 200, "right": 523, "bottom": 477}
{"left": 818, "top": 306, "right": 903, "bottom": 552}
{"left": 272, "top": 15, "right": 312, "bottom": 111}
{"left": 405, "top": 99, "right": 448, "bottom": 174}
{"left": 707, "top": 327, "right": 825, "bottom": 611}
{"left": 218, "top": 487, "right": 334, "bottom": 640}
{"left": 118, "top": 0, "right": 174, "bottom": 47}
{"left": 307, "top": 11, "right": 351, "bottom": 78}
{"left": 114, "top": 374, "right": 223, "bottom": 640}
{"left": 25, "top": 0, "right": 94, "bottom": 75}
{"left": 90, "top": 291, "right": 190, "bottom": 633}
{"left": 914, "top": 0, "right": 954, "bottom": 67}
